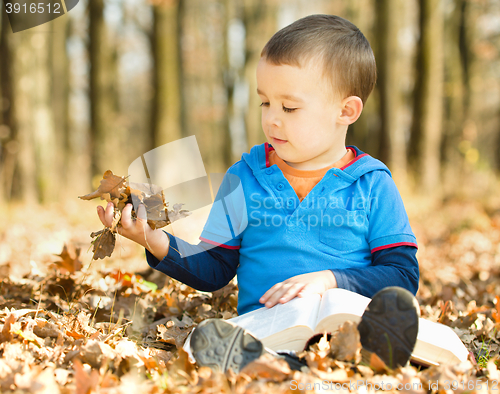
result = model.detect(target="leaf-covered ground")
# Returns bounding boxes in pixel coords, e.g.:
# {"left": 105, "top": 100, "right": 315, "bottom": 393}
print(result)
{"left": 1, "top": 194, "right": 500, "bottom": 393}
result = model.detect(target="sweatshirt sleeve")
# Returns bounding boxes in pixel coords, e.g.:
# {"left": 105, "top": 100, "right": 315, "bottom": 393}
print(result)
{"left": 367, "top": 171, "right": 418, "bottom": 252}
{"left": 145, "top": 232, "right": 239, "bottom": 292}
{"left": 331, "top": 245, "right": 419, "bottom": 297}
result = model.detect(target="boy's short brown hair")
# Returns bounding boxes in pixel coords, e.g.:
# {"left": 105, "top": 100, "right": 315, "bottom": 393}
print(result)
{"left": 261, "top": 14, "right": 376, "bottom": 104}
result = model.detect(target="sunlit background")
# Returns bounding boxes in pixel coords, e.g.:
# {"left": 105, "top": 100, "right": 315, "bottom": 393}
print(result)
{"left": 1, "top": 0, "right": 500, "bottom": 205}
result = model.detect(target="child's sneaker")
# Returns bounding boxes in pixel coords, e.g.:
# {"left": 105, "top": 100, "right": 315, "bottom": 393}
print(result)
{"left": 191, "top": 319, "right": 265, "bottom": 373}
{"left": 357, "top": 286, "right": 420, "bottom": 369}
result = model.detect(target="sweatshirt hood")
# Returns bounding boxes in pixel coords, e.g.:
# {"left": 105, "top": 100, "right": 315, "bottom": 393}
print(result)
{"left": 241, "top": 143, "right": 391, "bottom": 181}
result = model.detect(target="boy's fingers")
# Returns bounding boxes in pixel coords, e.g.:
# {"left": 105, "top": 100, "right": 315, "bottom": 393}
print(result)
{"left": 278, "top": 283, "right": 305, "bottom": 303}
{"left": 260, "top": 282, "right": 282, "bottom": 303}
{"left": 298, "top": 283, "right": 319, "bottom": 297}
{"left": 265, "top": 283, "right": 303, "bottom": 307}
{"left": 103, "top": 202, "right": 114, "bottom": 227}
{"left": 97, "top": 205, "right": 106, "bottom": 225}
{"left": 121, "top": 203, "right": 134, "bottom": 228}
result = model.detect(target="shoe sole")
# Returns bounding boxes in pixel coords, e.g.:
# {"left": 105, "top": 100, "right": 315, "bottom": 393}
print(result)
{"left": 358, "top": 287, "right": 419, "bottom": 369}
{"left": 191, "top": 319, "right": 264, "bottom": 373}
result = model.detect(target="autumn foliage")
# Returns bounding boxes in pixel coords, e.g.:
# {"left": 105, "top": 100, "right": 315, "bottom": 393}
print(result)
{"left": 1, "top": 195, "right": 500, "bottom": 392}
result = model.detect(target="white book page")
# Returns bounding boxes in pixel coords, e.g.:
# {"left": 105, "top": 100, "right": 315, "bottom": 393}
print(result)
{"left": 228, "top": 294, "right": 322, "bottom": 340}
{"left": 413, "top": 318, "right": 468, "bottom": 364}
{"left": 315, "top": 288, "right": 371, "bottom": 332}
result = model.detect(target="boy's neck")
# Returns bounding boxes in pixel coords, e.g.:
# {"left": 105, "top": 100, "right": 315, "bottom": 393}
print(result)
{"left": 284, "top": 147, "right": 349, "bottom": 171}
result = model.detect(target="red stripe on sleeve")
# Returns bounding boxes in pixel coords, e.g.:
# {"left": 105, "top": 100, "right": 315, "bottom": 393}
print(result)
{"left": 371, "top": 242, "right": 418, "bottom": 253}
{"left": 199, "top": 237, "right": 241, "bottom": 250}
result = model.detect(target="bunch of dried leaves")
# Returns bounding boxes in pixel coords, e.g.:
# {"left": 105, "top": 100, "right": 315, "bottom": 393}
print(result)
{"left": 79, "top": 170, "right": 190, "bottom": 260}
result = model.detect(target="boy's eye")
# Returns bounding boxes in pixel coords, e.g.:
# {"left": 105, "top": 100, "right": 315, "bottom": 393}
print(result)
{"left": 259, "top": 102, "right": 296, "bottom": 113}
{"left": 282, "top": 105, "right": 296, "bottom": 113}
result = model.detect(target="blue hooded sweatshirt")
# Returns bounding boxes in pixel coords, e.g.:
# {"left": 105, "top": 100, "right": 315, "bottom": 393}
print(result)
{"left": 146, "top": 144, "right": 418, "bottom": 315}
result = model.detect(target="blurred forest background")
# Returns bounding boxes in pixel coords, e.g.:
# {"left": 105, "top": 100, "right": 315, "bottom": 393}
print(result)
{"left": 1, "top": 0, "right": 500, "bottom": 205}
{"left": 3, "top": 2, "right": 500, "bottom": 390}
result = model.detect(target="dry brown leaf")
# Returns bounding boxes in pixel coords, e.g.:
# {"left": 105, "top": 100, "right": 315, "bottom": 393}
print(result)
{"left": 0, "top": 313, "right": 16, "bottom": 342}
{"left": 73, "top": 359, "right": 99, "bottom": 394}
{"left": 239, "top": 353, "right": 291, "bottom": 381}
{"left": 66, "top": 330, "right": 86, "bottom": 340}
{"left": 170, "top": 348, "right": 196, "bottom": 376}
{"left": 34, "top": 320, "right": 62, "bottom": 339}
{"left": 400, "top": 367, "right": 427, "bottom": 394}
{"left": 308, "top": 365, "right": 350, "bottom": 382}
{"left": 14, "top": 365, "right": 61, "bottom": 394}
{"left": 492, "top": 296, "right": 500, "bottom": 324}
{"left": 329, "top": 320, "right": 361, "bottom": 362}
{"left": 141, "top": 348, "right": 173, "bottom": 370}
{"left": 52, "top": 244, "right": 83, "bottom": 274}
{"left": 157, "top": 320, "right": 193, "bottom": 349}
{"left": 356, "top": 364, "right": 374, "bottom": 377}
{"left": 368, "top": 351, "right": 388, "bottom": 373}
{"left": 100, "top": 371, "right": 119, "bottom": 388}
{"left": 79, "top": 170, "right": 126, "bottom": 201}
{"left": 11, "top": 325, "right": 44, "bottom": 347}
{"left": 90, "top": 228, "right": 116, "bottom": 260}
{"left": 143, "top": 192, "right": 170, "bottom": 229}
{"left": 80, "top": 340, "right": 115, "bottom": 369}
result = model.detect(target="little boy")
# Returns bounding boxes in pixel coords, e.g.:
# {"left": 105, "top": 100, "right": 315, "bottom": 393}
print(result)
{"left": 98, "top": 15, "right": 419, "bottom": 371}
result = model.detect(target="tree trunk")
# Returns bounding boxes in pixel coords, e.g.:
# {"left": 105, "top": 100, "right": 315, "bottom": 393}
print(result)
{"left": 216, "top": 0, "right": 234, "bottom": 170}
{"left": 442, "top": 0, "right": 469, "bottom": 190}
{"left": 375, "top": 0, "right": 406, "bottom": 174}
{"left": 409, "top": 0, "right": 444, "bottom": 191}
{"left": 344, "top": 0, "right": 378, "bottom": 154}
{"left": 88, "top": 0, "right": 112, "bottom": 177}
{"left": 32, "top": 29, "right": 57, "bottom": 203}
{"left": 10, "top": 31, "right": 39, "bottom": 203}
{"left": 50, "top": 14, "right": 70, "bottom": 199}
{"left": 0, "top": 9, "right": 16, "bottom": 201}
{"left": 243, "top": 0, "right": 276, "bottom": 150}
{"left": 150, "top": 0, "right": 183, "bottom": 149}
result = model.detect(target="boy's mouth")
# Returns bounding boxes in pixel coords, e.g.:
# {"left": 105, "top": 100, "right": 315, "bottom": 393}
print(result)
{"left": 271, "top": 137, "right": 287, "bottom": 144}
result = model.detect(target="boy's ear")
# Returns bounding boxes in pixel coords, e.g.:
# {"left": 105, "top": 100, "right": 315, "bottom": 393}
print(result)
{"left": 337, "top": 96, "right": 363, "bottom": 125}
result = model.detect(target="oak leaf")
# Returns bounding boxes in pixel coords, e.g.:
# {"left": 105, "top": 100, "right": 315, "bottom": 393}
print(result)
{"left": 73, "top": 359, "right": 99, "bottom": 394}
{"left": 143, "top": 192, "right": 170, "bottom": 229}
{"left": 329, "top": 320, "right": 361, "bottom": 362}
{"left": 52, "top": 244, "right": 82, "bottom": 274}
{"left": 90, "top": 228, "right": 116, "bottom": 260}
{"left": 79, "top": 170, "right": 126, "bottom": 201}
{"left": 240, "top": 353, "right": 291, "bottom": 380}
{"left": 0, "top": 313, "right": 16, "bottom": 342}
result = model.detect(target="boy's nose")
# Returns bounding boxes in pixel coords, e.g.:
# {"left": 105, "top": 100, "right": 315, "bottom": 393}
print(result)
{"left": 263, "top": 108, "right": 282, "bottom": 128}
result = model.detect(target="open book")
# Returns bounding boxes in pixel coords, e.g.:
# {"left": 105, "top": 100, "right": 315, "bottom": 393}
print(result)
{"left": 228, "top": 288, "right": 469, "bottom": 366}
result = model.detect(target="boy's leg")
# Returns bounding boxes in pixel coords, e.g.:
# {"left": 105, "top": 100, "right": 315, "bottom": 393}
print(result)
{"left": 191, "top": 287, "right": 419, "bottom": 373}
{"left": 190, "top": 319, "right": 265, "bottom": 373}
{"left": 190, "top": 319, "right": 307, "bottom": 373}
{"left": 358, "top": 286, "right": 419, "bottom": 369}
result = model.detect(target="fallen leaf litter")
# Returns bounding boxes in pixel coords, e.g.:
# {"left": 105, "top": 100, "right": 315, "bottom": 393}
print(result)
{"left": 0, "top": 191, "right": 499, "bottom": 392}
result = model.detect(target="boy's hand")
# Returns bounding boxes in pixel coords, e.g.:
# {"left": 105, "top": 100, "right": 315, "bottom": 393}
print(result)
{"left": 97, "top": 202, "right": 170, "bottom": 260}
{"left": 259, "top": 270, "right": 337, "bottom": 308}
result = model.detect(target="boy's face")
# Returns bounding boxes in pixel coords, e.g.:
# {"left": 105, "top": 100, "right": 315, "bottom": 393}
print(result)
{"left": 256, "top": 58, "right": 348, "bottom": 171}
